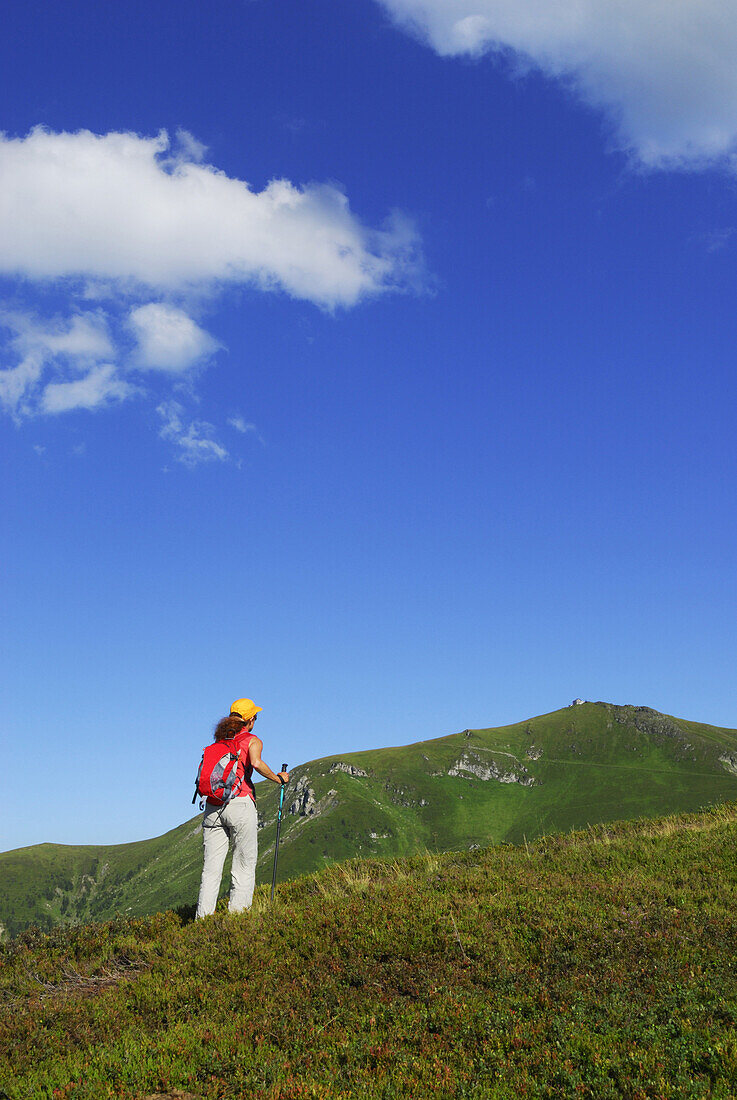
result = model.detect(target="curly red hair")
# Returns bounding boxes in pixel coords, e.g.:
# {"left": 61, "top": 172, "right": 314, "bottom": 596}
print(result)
{"left": 213, "top": 715, "right": 247, "bottom": 742}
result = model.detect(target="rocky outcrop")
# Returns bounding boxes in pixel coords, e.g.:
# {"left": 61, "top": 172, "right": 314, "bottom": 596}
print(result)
{"left": 288, "top": 776, "right": 339, "bottom": 819}
{"left": 448, "top": 756, "right": 489, "bottom": 780}
{"left": 329, "top": 762, "right": 368, "bottom": 778}
{"left": 383, "top": 781, "right": 427, "bottom": 807}
{"left": 526, "top": 747, "right": 543, "bottom": 761}
{"left": 719, "top": 752, "right": 737, "bottom": 777}
{"left": 448, "top": 752, "right": 535, "bottom": 787}
{"left": 606, "top": 705, "right": 688, "bottom": 745}
{"left": 289, "top": 776, "right": 318, "bottom": 817}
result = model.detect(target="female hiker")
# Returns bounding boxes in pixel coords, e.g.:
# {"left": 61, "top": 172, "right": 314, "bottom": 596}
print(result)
{"left": 195, "top": 698, "right": 289, "bottom": 918}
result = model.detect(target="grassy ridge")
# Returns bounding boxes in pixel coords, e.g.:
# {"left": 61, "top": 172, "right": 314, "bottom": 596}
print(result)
{"left": 1, "top": 804, "right": 736, "bottom": 1098}
{"left": 0, "top": 819, "right": 205, "bottom": 938}
{"left": 2, "top": 702, "right": 736, "bottom": 937}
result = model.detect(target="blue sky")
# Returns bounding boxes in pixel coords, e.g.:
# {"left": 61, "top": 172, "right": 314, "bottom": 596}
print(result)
{"left": 2, "top": 0, "right": 736, "bottom": 850}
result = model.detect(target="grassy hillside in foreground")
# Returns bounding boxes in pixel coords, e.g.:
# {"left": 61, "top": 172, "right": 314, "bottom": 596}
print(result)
{"left": 2, "top": 701, "right": 736, "bottom": 937}
{"left": 1, "top": 804, "right": 736, "bottom": 1099}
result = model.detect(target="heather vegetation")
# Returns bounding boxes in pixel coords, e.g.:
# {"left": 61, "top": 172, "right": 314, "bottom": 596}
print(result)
{"left": 2, "top": 804, "right": 736, "bottom": 1098}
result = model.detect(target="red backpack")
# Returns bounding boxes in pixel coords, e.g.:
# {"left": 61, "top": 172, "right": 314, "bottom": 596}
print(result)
{"left": 192, "top": 736, "right": 253, "bottom": 807}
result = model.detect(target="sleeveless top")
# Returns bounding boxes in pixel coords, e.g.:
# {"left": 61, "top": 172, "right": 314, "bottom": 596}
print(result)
{"left": 233, "top": 729, "right": 256, "bottom": 801}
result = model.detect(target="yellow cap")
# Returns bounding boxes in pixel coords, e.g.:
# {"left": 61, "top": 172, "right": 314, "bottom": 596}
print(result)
{"left": 230, "top": 698, "right": 262, "bottom": 721}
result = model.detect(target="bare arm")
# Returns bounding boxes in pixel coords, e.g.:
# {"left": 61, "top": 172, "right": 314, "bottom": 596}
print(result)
{"left": 248, "top": 736, "right": 289, "bottom": 785}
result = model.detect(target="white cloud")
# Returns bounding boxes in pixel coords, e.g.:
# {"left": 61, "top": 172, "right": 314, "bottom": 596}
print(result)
{"left": 0, "top": 304, "right": 222, "bottom": 468}
{"left": 173, "top": 128, "right": 207, "bottom": 164}
{"left": 41, "top": 363, "right": 134, "bottom": 414}
{"left": 157, "top": 401, "right": 228, "bottom": 466}
{"left": 378, "top": 0, "right": 737, "bottom": 167}
{"left": 228, "top": 416, "right": 264, "bottom": 445}
{"left": 0, "top": 309, "right": 113, "bottom": 362}
{"left": 0, "top": 310, "right": 116, "bottom": 416}
{"left": 38, "top": 313, "right": 113, "bottom": 359}
{"left": 0, "top": 127, "right": 423, "bottom": 307}
{"left": 0, "top": 127, "right": 423, "bottom": 462}
{"left": 0, "top": 349, "right": 45, "bottom": 415}
{"left": 228, "top": 416, "right": 257, "bottom": 434}
{"left": 129, "top": 302, "right": 219, "bottom": 372}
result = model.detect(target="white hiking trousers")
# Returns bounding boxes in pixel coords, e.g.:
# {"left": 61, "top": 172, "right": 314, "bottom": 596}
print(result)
{"left": 196, "top": 796, "right": 258, "bottom": 918}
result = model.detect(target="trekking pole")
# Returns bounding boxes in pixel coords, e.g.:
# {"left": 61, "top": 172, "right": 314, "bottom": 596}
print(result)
{"left": 271, "top": 764, "right": 288, "bottom": 901}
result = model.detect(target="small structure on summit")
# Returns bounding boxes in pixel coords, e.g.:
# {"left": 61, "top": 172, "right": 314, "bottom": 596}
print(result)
{"left": 570, "top": 698, "right": 585, "bottom": 706}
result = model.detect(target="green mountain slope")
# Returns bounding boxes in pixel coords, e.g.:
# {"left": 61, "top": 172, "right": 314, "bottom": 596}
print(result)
{"left": 2, "top": 701, "right": 736, "bottom": 937}
{"left": 2, "top": 804, "right": 737, "bottom": 1098}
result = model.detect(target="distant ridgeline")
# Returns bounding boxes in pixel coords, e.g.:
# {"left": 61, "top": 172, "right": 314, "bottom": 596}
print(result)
{"left": 2, "top": 701, "right": 736, "bottom": 937}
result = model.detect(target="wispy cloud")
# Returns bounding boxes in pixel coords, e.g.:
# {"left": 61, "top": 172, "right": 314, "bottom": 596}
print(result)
{"left": 0, "top": 310, "right": 122, "bottom": 418}
{"left": 157, "top": 401, "right": 228, "bottom": 466}
{"left": 41, "top": 363, "right": 134, "bottom": 414}
{"left": 0, "top": 303, "right": 233, "bottom": 460}
{"left": 0, "top": 303, "right": 216, "bottom": 424}
{"left": 0, "top": 348, "right": 45, "bottom": 417}
{"left": 227, "top": 415, "right": 261, "bottom": 437}
{"left": 378, "top": 0, "right": 737, "bottom": 168}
